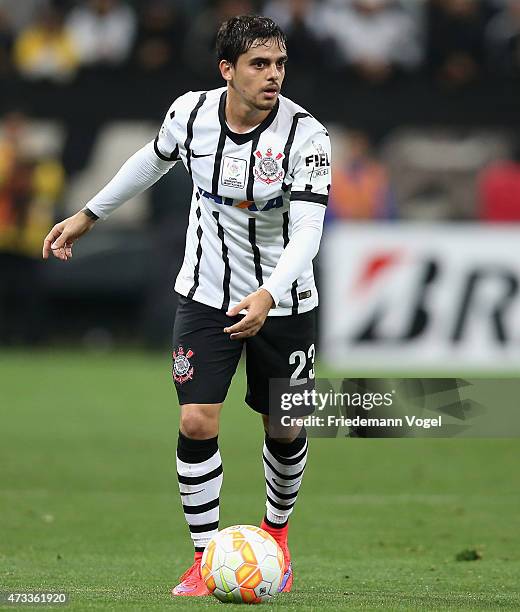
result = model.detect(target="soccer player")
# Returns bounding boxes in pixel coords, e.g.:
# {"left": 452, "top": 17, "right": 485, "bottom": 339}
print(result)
{"left": 42, "top": 15, "right": 331, "bottom": 597}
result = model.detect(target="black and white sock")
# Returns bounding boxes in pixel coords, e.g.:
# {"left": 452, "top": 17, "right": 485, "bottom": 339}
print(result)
{"left": 262, "top": 431, "right": 308, "bottom": 526}
{"left": 176, "top": 431, "right": 223, "bottom": 552}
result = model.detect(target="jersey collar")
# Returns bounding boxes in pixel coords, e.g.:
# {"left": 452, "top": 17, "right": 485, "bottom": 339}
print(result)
{"left": 218, "top": 91, "right": 279, "bottom": 145}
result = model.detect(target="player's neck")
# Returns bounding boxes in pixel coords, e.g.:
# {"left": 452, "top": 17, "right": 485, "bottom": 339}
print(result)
{"left": 225, "top": 88, "right": 270, "bottom": 134}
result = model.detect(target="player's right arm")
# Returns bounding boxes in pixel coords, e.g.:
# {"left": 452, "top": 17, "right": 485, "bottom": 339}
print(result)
{"left": 43, "top": 97, "right": 183, "bottom": 261}
{"left": 42, "top": 207, "right": 97, "bottom": 261}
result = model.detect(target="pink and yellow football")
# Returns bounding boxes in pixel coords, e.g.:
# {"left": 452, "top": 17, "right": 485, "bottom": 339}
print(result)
{"left": 201, "top": 525, "right": 284, "bottom": 604}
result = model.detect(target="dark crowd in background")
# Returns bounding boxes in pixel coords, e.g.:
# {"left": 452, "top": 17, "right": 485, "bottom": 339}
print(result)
{"left": 1, "top": 0, "right": 520, "bottom": 347}
{"left": 1, "top": 0, "right": 520, "bottom": 84}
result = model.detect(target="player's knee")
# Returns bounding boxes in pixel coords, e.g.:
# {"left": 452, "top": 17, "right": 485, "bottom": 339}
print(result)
{"left": 180, "top": 405, "right": 219, "bottom": 439}
{"left": 262, "top": 414, "right": 302, "bottom": 443}
{"left": 269, "top": 432, "right": 300, "bottom": 444}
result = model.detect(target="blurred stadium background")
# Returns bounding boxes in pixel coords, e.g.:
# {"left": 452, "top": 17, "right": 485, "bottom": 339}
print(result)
{"left": 1, "top": 0, "right": 520, "bottom": 360}
{"left": 1, "top": 1, "right": 519, "bottom": 608}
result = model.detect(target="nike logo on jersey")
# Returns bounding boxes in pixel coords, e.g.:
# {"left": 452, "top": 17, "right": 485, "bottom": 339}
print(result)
{"left": 180, "top": 489, "right": 204, "bottom": 496}
{"left": 192, "top": 152, "right": 213, "bottom": 158}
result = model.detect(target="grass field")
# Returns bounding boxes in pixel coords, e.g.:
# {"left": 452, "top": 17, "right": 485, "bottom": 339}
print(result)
{"left": 1, "top": 350, "right": 519, "bottom": 610}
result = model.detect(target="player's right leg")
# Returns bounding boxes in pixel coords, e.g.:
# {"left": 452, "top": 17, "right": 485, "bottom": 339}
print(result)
{"left": 169, "top": 296, "right": 243, "bottom": 597}
{"left": 173, "top": 403, "right": 222, "bottom": 597}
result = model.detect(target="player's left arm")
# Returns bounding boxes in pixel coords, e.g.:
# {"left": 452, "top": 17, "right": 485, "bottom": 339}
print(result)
{"left": 225, "top": 126, "right": 331, "bottom": 340}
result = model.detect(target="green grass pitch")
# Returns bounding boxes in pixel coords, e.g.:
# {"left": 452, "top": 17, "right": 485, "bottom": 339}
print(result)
{"left": 1, "top": 350, "right": 519, "bottom": 610}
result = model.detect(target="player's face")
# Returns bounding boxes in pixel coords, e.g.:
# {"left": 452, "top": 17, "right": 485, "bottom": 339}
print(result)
{"left": 229, "top": 39, "right": 287, "bottom": 112}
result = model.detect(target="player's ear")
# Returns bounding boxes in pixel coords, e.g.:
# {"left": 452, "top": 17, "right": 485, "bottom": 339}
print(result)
{"left": 219, "top": 59, "right": 233, "bottom": 82}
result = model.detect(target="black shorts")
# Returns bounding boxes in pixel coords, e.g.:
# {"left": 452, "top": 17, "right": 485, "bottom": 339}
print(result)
{"left": 172, "top": 295, "right": 316, "bottom": 415}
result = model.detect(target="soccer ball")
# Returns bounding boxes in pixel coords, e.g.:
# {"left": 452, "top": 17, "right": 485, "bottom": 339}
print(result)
{"left": 201, "top": 525, "right": 284, "bottom": 604}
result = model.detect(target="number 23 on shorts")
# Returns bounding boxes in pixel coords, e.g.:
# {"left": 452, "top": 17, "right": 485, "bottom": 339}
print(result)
{"left": 289, "top": 343, "right": 315, "bottom": 387}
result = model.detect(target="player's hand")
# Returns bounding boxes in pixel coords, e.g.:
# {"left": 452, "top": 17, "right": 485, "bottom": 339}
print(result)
{"left": 42, "top": 210, "right": 96, "bottom": 261}
{"left": 224, "top": 289, "right": 274, "bottom": 340}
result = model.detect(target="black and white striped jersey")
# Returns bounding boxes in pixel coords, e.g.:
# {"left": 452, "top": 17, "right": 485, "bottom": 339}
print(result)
{"left": 155, "top": 86, "right": 331, "bottom": 316}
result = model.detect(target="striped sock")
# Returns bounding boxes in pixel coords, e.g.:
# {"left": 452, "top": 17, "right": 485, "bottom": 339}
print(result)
{"left": 262, "top": 431, "right": 308, "bottom": 526}
{"left": 176, "top": 431, "right": 223, "bottom": 552}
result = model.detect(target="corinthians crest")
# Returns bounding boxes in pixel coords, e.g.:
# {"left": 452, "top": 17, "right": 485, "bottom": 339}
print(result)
{"left": 172, "top": 346, "right": 195, "bottom": 384}
{"left": 253, "top": 148, "right": 284, "bottom": 184}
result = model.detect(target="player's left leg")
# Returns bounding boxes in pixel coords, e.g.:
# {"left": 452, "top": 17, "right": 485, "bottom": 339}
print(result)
{"left": 244, "top": 307, "right": 316, "bottom": 593}
{"left": 260, "top": 415, "right": 308, "bottom": 593}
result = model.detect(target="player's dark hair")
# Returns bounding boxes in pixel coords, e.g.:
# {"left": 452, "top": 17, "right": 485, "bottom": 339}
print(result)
{"left": 216, "top": 15, "right": 287, "bottom": 66}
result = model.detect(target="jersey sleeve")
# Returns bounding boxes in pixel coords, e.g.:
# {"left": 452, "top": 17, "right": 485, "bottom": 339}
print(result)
{"left": 153, "top": 96, "right": 184, "bottom": 163}
{"left": 85, "top": 141, "right": 174, "bottom": 220}
{"left": 260, "top": 201, "right": 325, "bottom": 306}
{"left": 289, "top": 125, "right": 331, "bottom": 207}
